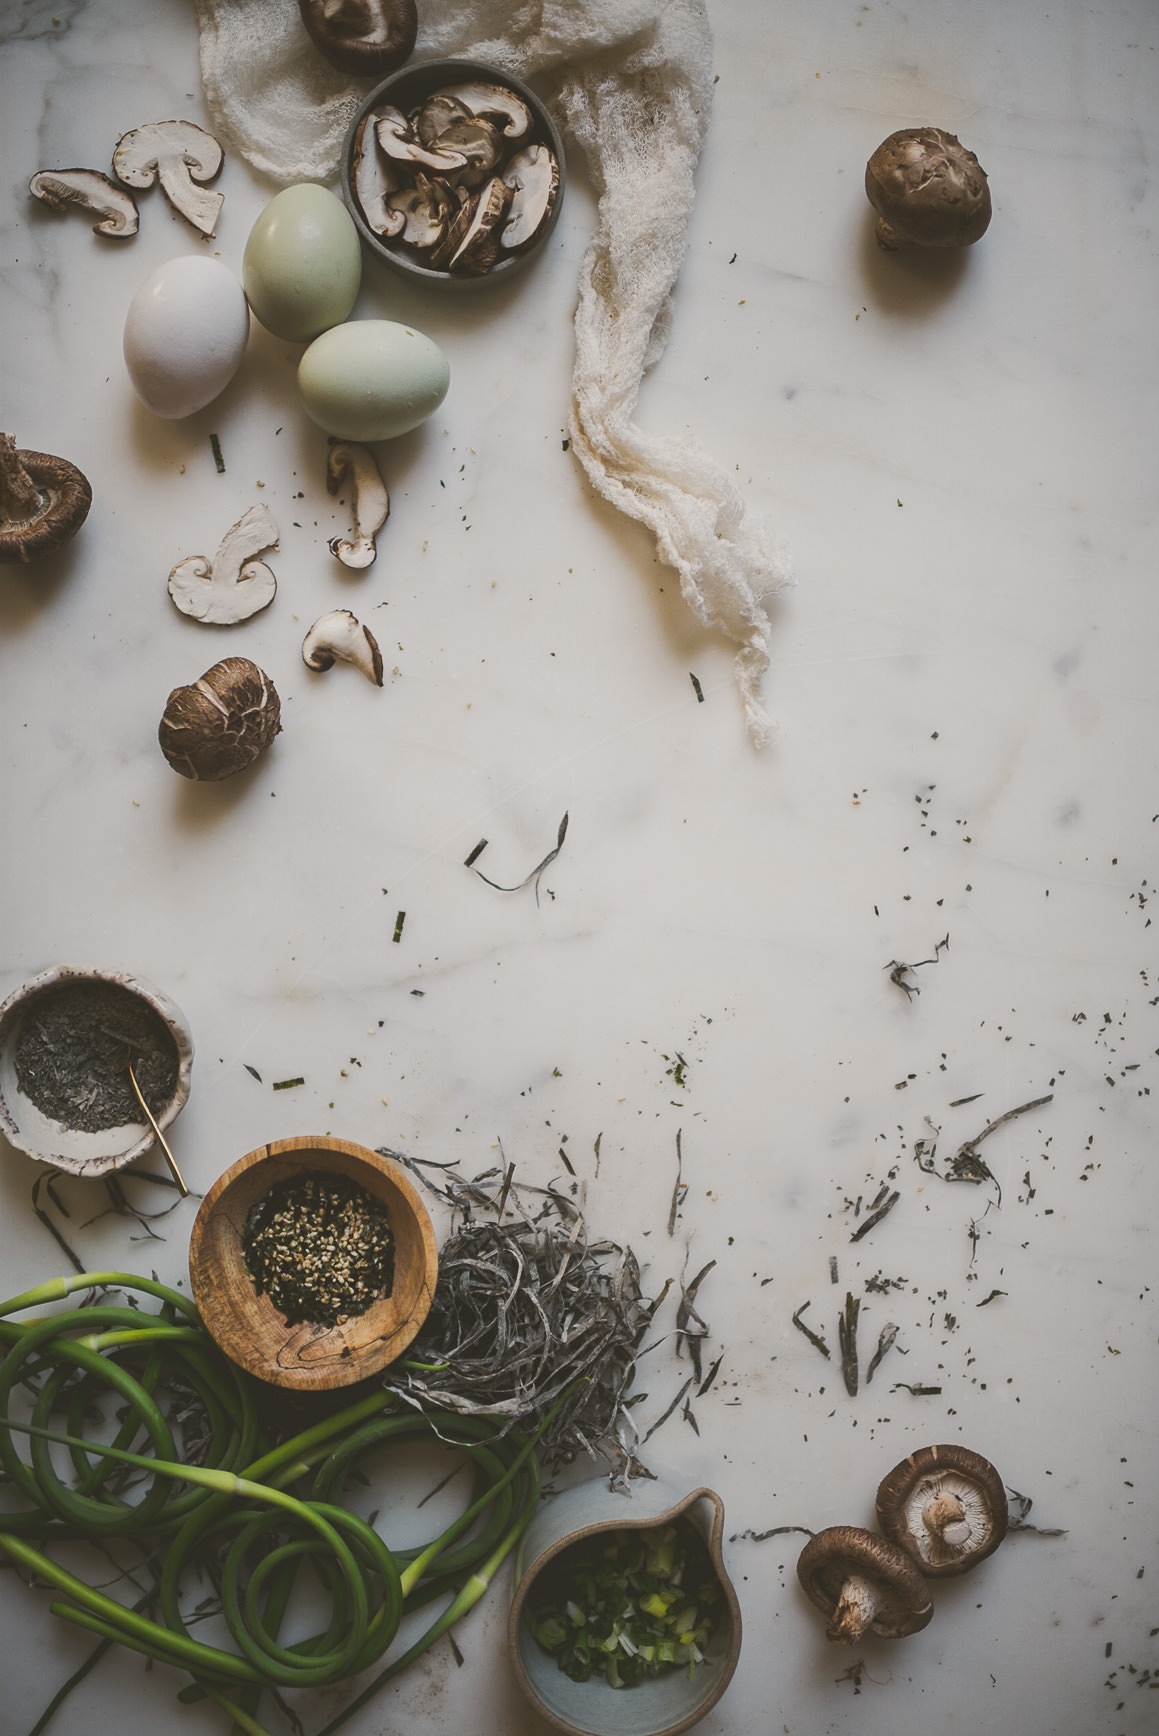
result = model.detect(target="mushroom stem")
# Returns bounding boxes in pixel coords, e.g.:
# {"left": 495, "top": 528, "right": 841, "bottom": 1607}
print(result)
{"left": 0, "top": 435, "right": 42, "bottom": 518}
{"left": 827, "top": 1573, "right": 882, "bottom": 1643}
{"left": 923, "top": 1492, "right": 970, "bottom": 1546}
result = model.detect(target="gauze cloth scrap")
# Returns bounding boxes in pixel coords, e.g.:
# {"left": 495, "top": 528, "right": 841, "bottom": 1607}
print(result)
{"left": 194, "top": 0, "right": 792, "bottom": 742}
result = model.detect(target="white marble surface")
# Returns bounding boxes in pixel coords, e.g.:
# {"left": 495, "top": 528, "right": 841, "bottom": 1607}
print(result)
{"left": 2, "top": 1, "right": 1158, "bottom": 1732}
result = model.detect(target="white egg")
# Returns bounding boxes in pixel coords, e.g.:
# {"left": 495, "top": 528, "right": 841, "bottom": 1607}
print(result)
{"left": 123, "top": 256, "right": 250, "bottom": 419}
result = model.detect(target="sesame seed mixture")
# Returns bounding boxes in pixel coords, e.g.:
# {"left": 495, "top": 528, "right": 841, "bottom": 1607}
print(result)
{"left": 241, "top": 1170, "right": 395, "bottom": 1328}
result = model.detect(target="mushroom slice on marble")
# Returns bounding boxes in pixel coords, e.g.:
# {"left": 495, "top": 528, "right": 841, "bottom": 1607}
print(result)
{"left": 326, "top": 440, "right": 389, "bottom": 569}
{"left": 500, "top": 143, "right": 559, "bottom": 251}
{"left": 303, "top": 609, "right": 384, "bottom": 685}
{"left": 28, "top": 168, "right": 139, "bottom": 237}
{"left": 796, "top": 1526, "right": 934, "bottom": 1642}
{"left": 0, "top": 433, "right": 92, "bottom": 563}
{"left": 435, "top": 80, "right": 533, "bottom": 142}
{"left": 876, "top": 1444, "right": 1008, "bottom": 1577}
{"left": 113, "top": 120, "right": 225, "bottom": 237}
{"left": 375, "top": 106, "right": 468, "bottom": 175}
{"left": 168, "top": 504, "right": 279, "bottom": 624}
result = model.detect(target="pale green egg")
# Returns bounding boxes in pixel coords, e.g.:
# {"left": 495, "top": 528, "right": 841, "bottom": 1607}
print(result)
{"left": 297, "top": 320, "right": 450, "bottom": 442}
{"left": 243, "top": 184, "right": 362, "bottom": 344}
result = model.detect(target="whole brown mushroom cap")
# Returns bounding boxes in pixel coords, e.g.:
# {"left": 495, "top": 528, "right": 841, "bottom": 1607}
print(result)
{"left": 876, "top": 1443, "right": 1008, "bottom": 1577}
{"left": 0, "top": 434, "right": 92, "bottom": 563}
{"left": 797, "top": 1525, "right": 934, "bottom": 1642}
{"left": 158, "top": 657, "right": 281, "bottom": 781}
{"left": 298, "top": 0, "right": 417, "bottom": 78}
{"left": 865, "top": 126, "right": 992, "bottom": 250}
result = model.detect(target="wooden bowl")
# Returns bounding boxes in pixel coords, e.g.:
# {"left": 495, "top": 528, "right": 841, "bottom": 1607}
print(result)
{"left": 188, "top": 1136, "right": 437, "bottom": 1391}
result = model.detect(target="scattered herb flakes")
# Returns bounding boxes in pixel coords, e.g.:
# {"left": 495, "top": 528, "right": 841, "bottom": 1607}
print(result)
{"left": 272, "top": 1076, "right": 305, "bottom": 1091}
{"left": 464, "top": 838, "right": 488, "bottom": 866}
{"left": 243, "top": 1064, "right": 262, "bottom": 1082}
{"left": 690, "top": 672, "right": 705, "bottom": 702}
{"left": 209, "top": 433, "right": 225, "bottom": 473}
{"left": 393, "top": 910, "right": 406, "bottom": 943}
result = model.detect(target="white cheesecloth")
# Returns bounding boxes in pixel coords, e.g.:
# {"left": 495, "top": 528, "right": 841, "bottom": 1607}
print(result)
{"left": 193, "top": 0, "right": 792, "bottom": 742}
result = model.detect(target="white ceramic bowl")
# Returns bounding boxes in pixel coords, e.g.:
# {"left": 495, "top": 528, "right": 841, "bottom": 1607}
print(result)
{"left": 0, "top": 964, "right": 193, "bottom": 1177}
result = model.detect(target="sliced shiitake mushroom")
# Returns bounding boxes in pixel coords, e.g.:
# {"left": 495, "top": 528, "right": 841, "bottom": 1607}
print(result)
{"left": 113, "top": 120, "right": 225, "bottom": 237}
{"left": 28, "top": 169, "right": 139, "bottom": 238}
{"left": 501, "top": 143, "right": 559, "bottom": 252}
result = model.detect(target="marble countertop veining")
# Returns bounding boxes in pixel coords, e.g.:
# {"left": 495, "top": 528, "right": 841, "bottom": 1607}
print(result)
{"left": 2, "top": 2, "right": 1157, "bottom": 1733}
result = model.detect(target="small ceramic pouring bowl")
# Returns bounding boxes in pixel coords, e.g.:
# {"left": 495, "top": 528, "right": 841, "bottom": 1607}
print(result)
{"left": 0, "top": 964, "right": 193, "bottom": 1178}
{"left": 508, "top": 1477, "right": 742, "bottom": 1736}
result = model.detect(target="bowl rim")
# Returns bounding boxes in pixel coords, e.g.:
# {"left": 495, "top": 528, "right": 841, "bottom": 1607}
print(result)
{"left": 507, "top": 1481, "right": 743, "bottom": 1736}
{"left": 188, "top": 1134, "right": 438, "bottom": 1391}
{"left": 0, "top": 963, "right": 194, "bottom": 1176}
{"left": 340, "top": 55, "right": 566, "bottom": 290}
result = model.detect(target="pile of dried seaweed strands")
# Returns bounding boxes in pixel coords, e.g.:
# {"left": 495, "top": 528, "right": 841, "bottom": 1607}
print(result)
{"left": 381, "top": 1154, "right": 664, "bottom": 1475}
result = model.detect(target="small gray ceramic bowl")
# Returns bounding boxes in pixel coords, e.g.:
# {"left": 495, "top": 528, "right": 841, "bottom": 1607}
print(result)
{"left": 0, "top": 964, "right": 193, "bottom": 1178}
{"left": 508, "top": 1477, "right": 743, "bottom": 1736}
{"left": 341, "top": 57, "right": 565, "bottom": 292}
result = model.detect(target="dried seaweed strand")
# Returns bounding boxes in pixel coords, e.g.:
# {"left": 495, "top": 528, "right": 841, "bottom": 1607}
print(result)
{"left": 791, "top": 1301, "right": 830, "bottom": 1359}
{"left": 864, "top": 1322, "right": 899, "bottom": 1384}
{"left": 838, "top": 1293, "right": 860, "bottom": 1396}
{"left": 667, "top": 1128, "right": 685, "bottom": 1235}
{"left": 472, "top": 812, "right": 568, "bottom": 904}
{"left": 849, "top": 1190, "right": 900, "bottom": 1243}
{"left": 730, "top": 1525, "right": 815, "bottom": 1543}
{"left": 675, "top": 1259, "right": 715, "bottom": 1383}
{"left": 381, "top": 1154, "right": 658, "bottom": 1472}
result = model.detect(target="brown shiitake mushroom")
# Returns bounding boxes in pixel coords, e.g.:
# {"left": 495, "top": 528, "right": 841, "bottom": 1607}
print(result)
{"left": 865, "top": 127, "right": 991, "bottom": 250}
{"left": 876, "top": 1443, "right": 1008, "bottom": 1577}
{"left": 797, "top": 1526, "right": 934, "bottom": 1642}
{"left": 0, "top": 434, "right": 92, "bottom": 563}
{"left": 159, "top": 657, "right": 281, "bottom": 781}
{"left": 298, "top": 0, "right": 417, "bottom": 78}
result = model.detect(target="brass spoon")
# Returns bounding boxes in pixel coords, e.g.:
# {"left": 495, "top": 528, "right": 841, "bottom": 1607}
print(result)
{"left": 123, "top": 1054, "right": 188, "bottom": 1196}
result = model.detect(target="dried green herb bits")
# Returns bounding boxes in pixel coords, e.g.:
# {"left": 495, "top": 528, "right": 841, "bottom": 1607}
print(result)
{"left": 13, "top": 980, "right": 179, "bottom": 1131}
{"left": 529, "top": 1521, "right": 720, "bottom": 1689}
{"left": 242, "top": 1170, "right": 396, "bottom": 1327}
